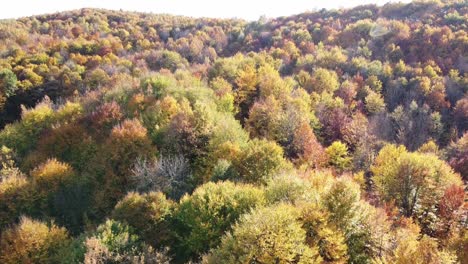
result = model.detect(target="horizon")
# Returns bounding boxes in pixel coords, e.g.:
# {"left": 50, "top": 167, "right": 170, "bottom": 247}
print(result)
{"left": 0, "top": 0, "right": 412, "bottom": 21}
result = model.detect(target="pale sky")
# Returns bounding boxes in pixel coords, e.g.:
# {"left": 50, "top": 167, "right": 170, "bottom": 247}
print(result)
{"left": 0, "top": 0, "right": 411, "bottom": 21}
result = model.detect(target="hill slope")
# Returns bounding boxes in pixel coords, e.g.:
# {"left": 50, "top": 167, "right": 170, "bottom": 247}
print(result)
{"left": 0, "top": 1, "right": 467, "bottom": 263}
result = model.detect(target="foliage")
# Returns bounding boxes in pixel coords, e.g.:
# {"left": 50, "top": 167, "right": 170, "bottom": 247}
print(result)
{"left": 325, "top": 141, "right": 352, "bottom": 173}
{"left": 0, "top": 217, "right": 70, "bottom": 264}
{"left": 0, "top": 1, "right": 466, "bottom": 261}
{"left": 446, "top": 132, "right": 468, "bottom": 180}
{"left": 0, "top": 69, "right": 17, "bottom": 110}
{"left": 299, "top": 203, "right": 348, "bottom": 262}
{"left": 83, "top": 219, "right": 170, "bottom": 264}
{"left": 112, "top": 191, "right": 175, "bottom": 247}
{"left": 365, "top": 91, "right": 386, "bottom": 114}
{"left": 173, "top": 181, "right": 265, "bottom": 261}
{"left": 232, "top": 138, "right": 289, "bottom": 184}
{"left": 372, "top": 144, "right": 464, "bottom": 232}
{"left": 0, "top": 169, "right": 33, "bottom": 228}
{"left": 309, "top": 68, "right": 340, "bottom": 94}
{"left": 204, "top": 204, "right": 322, "bottom": 264}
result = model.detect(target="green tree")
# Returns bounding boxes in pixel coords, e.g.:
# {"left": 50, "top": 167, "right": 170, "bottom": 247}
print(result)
{"left": 204, "top": 204, "right": 322, "bottom": 264}
{"left": 233, "top": 138, "right": 289, "bottom": 184}
{"left": 309, "top": 68, "right": 339, "bottom": 94}
{"left": 83, "top": 219, "right": 170, "bottom": 263}
{"left": 323, "top": 178, "right": 361, "bottom": 229}
{"left": 0, "top": 98, "right": 55, "bottom": 156}
{"left": 173, "top": 181, "right": 265, "bottom": 261}
{"left": 0, "top": 69, "right": 17, "bottom": 97}
{"left": 372, "top": 145, "right": 463, "bottom": 218}
{"left": 0, "top": 68, "right": 17, "bottom": 110}
{"left": 246, "top": 95, "right": 284, "bottom": 140}
{"left": 265, "top": 173, "right": 315, "bottom": 204}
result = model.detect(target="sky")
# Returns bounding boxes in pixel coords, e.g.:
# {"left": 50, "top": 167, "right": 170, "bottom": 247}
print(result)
{"left": 0, "top": 0, "right": 411, "bottom": 21}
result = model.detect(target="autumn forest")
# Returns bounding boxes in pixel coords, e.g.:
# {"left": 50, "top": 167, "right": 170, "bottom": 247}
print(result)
{"left": 0, "top": 0, "right": 467, "bottom": 263}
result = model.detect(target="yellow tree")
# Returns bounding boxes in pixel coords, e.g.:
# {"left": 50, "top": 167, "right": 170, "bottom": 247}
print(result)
{"left": 234, "top": 63, "right": 258, "bottom": 118}
{"left": 0, "top": 217, "right": 70, "bottom": 264}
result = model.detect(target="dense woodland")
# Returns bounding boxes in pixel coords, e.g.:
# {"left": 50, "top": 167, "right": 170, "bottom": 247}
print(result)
{"left": 0, "top": 0, "right": 467, "bottom": 263}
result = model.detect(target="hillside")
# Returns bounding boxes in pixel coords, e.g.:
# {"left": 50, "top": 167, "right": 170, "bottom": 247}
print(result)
{"left": 0, "top": 1, "right": 467, "bottom": 263}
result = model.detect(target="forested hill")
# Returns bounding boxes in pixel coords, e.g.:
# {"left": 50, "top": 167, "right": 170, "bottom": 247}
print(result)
{"left": 0, "top": 1, "right": 467, "bottom": 263}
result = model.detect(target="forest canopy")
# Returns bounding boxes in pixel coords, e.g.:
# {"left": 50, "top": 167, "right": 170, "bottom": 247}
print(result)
{"left": 0, "top": 0, "right": 467, "bottom": 263}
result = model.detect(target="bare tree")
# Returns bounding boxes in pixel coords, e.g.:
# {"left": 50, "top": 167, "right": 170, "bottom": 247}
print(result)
{"left": 131, "top": 158, "right": 168, "bottom": 193}
{"left": 131, "top": 155, "right": 193, "bottom": 200}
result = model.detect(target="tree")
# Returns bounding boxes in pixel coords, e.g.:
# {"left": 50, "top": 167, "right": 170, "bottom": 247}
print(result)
{"left": 246, "top": 96, "right": 284, "bottom": 141}
{"left": 315, "top": 46, "right": 347, "bottom": 69}
{"left": 299, "top": 203, "right": 348, "bottom": 263}
{"left": 0, "top": 217, "right": 70, "bottom": 264}
{"left": 31, "top": 123, "right": 97, "bottom": 172}
{"left": 325, "top": 141, "right": 352, "bottom": 173}
{"left": 84, "top": 68, "right": 109, "bottom": 90}
{"left": 234, "top": 63, "right": 258, "bottom": 118}
{"left": 436, "top": 184, "right": 465, "bottom": 238}
{"left": 291, "top": 121, "right": 327, "bottom": 168}
{"left": 323, "top": 177, "right": 393, "bottom": 263}
{"left": 30, "top": 159, "right": 89, "bottom": 232}
{"left": 0, "top": 69, "right": 17, "bottom": 110}
{"left": 83, "top": 220, "right": 170, "bottom": 264}
{"left": 323, "top": 178, "right": 361, "bottom": 229}
{"left": 365, "top": 91, "right": 386, "bottom": 114}
{"left": 87, "top": 101, "right": 123, "bottom": 132}
{"left": 141, "top": 96, "right": 181, "bottom": 141}
{"left": 0, "top": 169, "right": 33, "bottom": 228}
{"left": 372, "top": 145, "right": 463, "bottom": 221}
{"left": 160, "top": 103, "right": 213, "bottom": 183}
{"left": 342, "top": 112, "right": 369, "bottom": 149}
{"left": 390, "top": 102, "right": 441, "bottom": 151}
{"left": 336, "top": 80, "right": 357, "bottom": 106}
{"left": 146, "top": 50, "right": 188, "bottom": 72}
{"left": 0, "top": 69, "right": 17, "bottom": 97}
{"left": 204, "top": 204, "right": 322, "bottom": 264}
{"left": 366, "top": 75, "right": 382, "bottom": 92}
{"left": 232, "top": 138, "right": 289, "bottom": 184}
{"left": 309, "top": 68, "right": 339, "bottom": 94}
{"left": 112, "top": 191, "right": 175, "bottom": 248}
{"left": 98, "top": 119, "right": 154, "bottom": 213}
{"left": 209, "top": 112, "right": 249, "bottom": 152}
{"left": 0, "top": 98, "right": 55, "bottom": 156}
{"left": 417, "top": 140, "right": 440, "bottom": 155}
{"left": 106, "top": 119, "right": 153, "bottom": 177}
{"left": 265, "top": 173, "right": 314, "bottom": 204}
{"left": 454, "top": 96, "right": 468, "bottom": 134}
{"left": 446, "top": 133, "right": 468, "bottom": 180}
{"left": 131, "top": 155, "right": 193, "bottom": 200}
{"left": 316, "top": 97, "right": 350, "bottom": 144}
{"left": 173, "top": 181, "right": 265, "bottom": 261}
{"left": 31, "top": 158, "right": 75, "bottom": 200}
{"left": 390, "top": 235, "right": 457, "bottom": 264}
{"left": 257, "top": 64, "right": 291, "bottom": 99}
